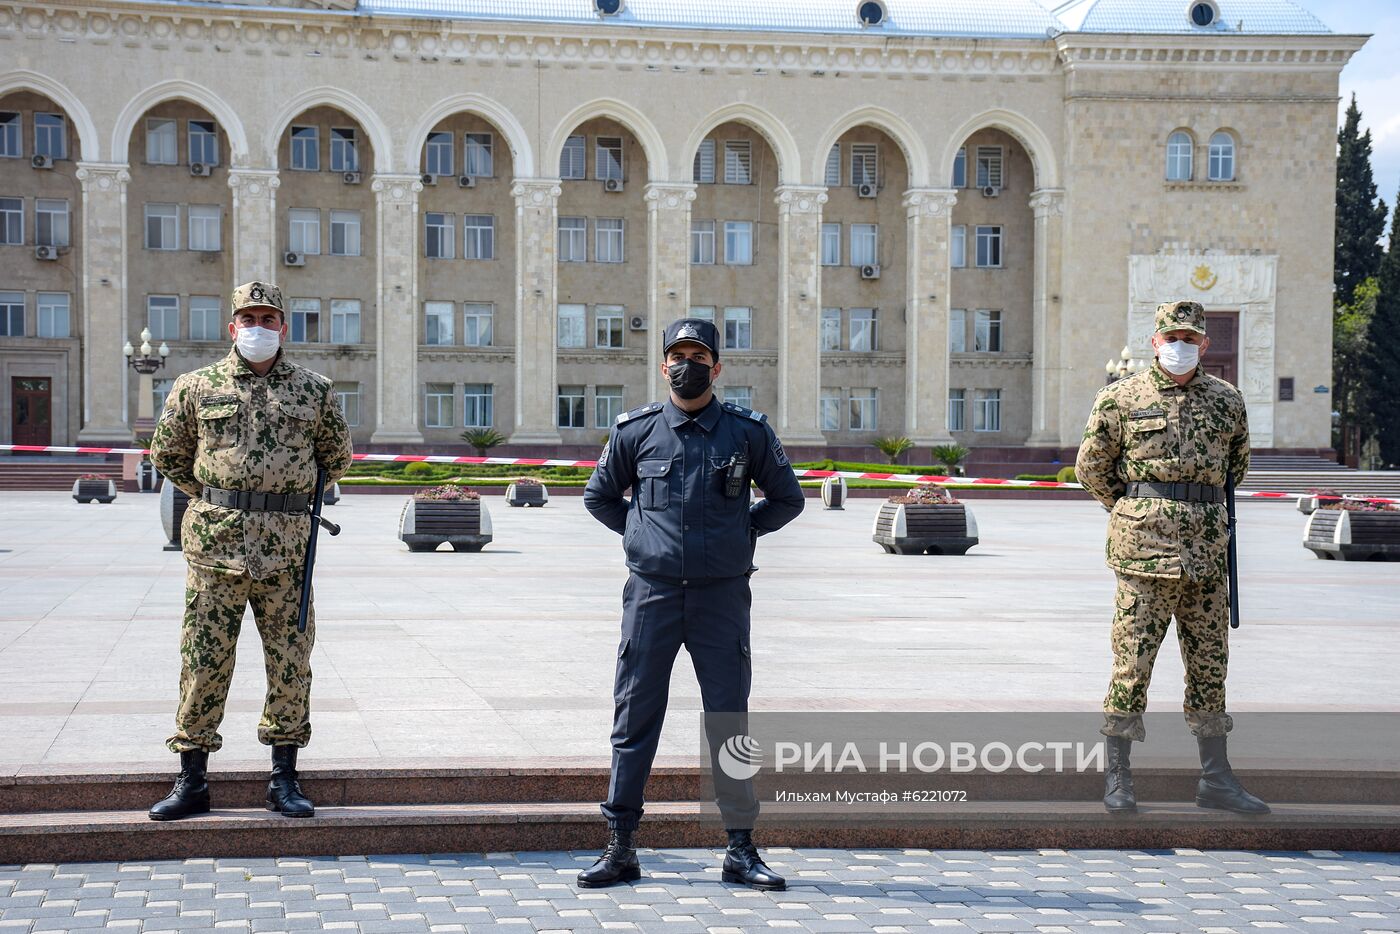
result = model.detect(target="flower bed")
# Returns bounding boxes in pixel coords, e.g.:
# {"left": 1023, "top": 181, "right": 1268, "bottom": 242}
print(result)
{"left": 1304, "top": 499, "right": 1400, "bottom": 562}
{"left": 871, "top": 484, "right": 978, "bottom": 555}
{"left": 399, "top": 486, "right": 492, "bottom": 552}
{"left": 506, "top": 477, "right": 549, "bottom": 507}
{"left": 72, "top": 474, "right": 117, "bottom": 504}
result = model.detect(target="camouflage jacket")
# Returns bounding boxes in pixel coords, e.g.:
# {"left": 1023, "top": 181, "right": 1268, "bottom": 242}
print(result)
{"left": 150, "top": 347, "right": 353, "bottom": 579}
{"left": 1075, "top": 363, "right": 1249, "bottom": 581}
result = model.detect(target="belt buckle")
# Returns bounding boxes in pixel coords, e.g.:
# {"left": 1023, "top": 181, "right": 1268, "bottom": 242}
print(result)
{"left": 249, "top": 491, "right": 267, "bottom": 512}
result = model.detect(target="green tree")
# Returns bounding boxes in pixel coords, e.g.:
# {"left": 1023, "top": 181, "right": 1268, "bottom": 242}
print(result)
{"left": 1335, "top": 95, "right": 1388, "bottom": 307}
{"left": 1333, "top": 276, "right": 1377, "bottom": 455}
{"left": 1368, "top": 195, "right": 1400, "bottom": 464}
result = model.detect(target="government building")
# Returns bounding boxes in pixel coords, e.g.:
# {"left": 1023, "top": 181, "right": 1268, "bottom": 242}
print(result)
{"left": 0, "top": 0, "right": 1364, "bottom": 466}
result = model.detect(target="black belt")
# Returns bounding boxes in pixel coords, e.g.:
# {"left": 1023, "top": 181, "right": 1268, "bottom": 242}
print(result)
{"left": 202, "top": 487, "right": 311, "bottom": 513}
{"left": 1125, "top": 481, "right": 1225, "bottom": 504}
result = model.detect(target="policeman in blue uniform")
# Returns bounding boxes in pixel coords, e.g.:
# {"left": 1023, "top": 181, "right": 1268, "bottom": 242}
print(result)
{"left": 579, "top": 318, "right": 805, "bottom": 890}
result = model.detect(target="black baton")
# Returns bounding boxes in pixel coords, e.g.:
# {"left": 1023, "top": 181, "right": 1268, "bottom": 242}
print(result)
{"left": 1226, "top": 469, "right": 1240, "bottom": 630}
{"left": 297, "top": 469, "right": 338, "bottom": 634}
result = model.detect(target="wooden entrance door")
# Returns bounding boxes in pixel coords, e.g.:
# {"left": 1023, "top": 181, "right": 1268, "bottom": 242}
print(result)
{"left": 1202, "top": 312, "right": 1238, "bottom": 386}
{"left": 11, "top": 377, "right": 52, "bottom": 447}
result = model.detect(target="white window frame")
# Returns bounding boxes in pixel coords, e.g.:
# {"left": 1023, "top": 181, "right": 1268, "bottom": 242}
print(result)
{"left": 36, "top": 292, "right": 70, "bottom": 338}
{"left": 723, "top": 306, "right": 752, "bottom": 350}
{"left": 0, "top": 292, "right": 23, "bottom": 337}
{"left": 463, "top": 303, "right": 493, "bottom": 347}
{"left": 974, "top": 309, "right": 1002, "bottom": 353}
{"left": 951, "top": 225, "right": 967, "bottom": 268}
{"left": 336, "top": 382, "right": 362, "bottom": 428}
{"left": 596, "top": 218, "right": 624, "bottom": 264}
{"left": 34, "top": 113, "right": 66, "bottom": 160}
{"left": 595, "top": 304, "right": 624, "bottom": 349}
{"left": 425, "top": 383, "right": 455, "bottom": 429}
{"left": 189, "top": 296, "right": 222, "bottom": 342}
{"left": 1208, "top": 131, "right": 1236, "bottom": 181}
{"left": 0, "top": 197, "right": 21, "bottom": 245}
{"left": 557, "top": 303, "right": 586, "bottom": 349}
{"left": 464, "top": 132, "right": 493, "bottom": 178}
{"left": 824, "top": 144, "right": 841, "bottom": 187}
{"left": 850, "top": 143, "right": 877, "bottom": 187}
{"left": 424, "top": 131, "right": 454, "bottom": 177}
{"left": 0, "top": 112, "right": 20, "bottom": 159}
{"left": 330, "top": 298, "right": 361, "bottom": 345}
{"left": 820, "top": 308, "right": 842, "bottom": 352}
{"left": 146, "top": 118, "right": 178, "bottom": 165}
{"left": 723, "top": 385, "right": 752, "bottom": 409}
{"left": 594, "top": 385, "right": 624, "bottom": 428}
{"left": 849, "top": 387, "right": 878, "bottom": 432}
{"left": 36, "top": 199, "right": 70, "bottom": 248}
{"left": 974, "top": 225, "right": 1002, "bottom": 268}
{"left": 595, "top": 136, "right": 623, "bottom": 182}
{"left": 949, "top": 308, "right": 967, "bottom": 353}
{"left": 189, "top": 120, "right": 218, "bottom": 167}
{"left": 723, "top": 139, "right": 752, "bottom": 185}
{"left": 559, "top": 216, "right": 587, "bottom": 262}
{"left": 688, "top": 306, "right": 715, "bottom": 324}
{"left": 691, "top": 219, "right": 716, "bottom": 265}
{"left": 330, "top": 127, "right": 358, "bottom": 173}
{"left": 424, "top": 212, "right": 455, "bottom": 259}
{"left": 144, "top": 203, "right": 179, "bottom": 251}
{"left": 723, "top": 221, "right": 753, "bottom": 265}
{"left": 289, "top": 297, "right": 321, "bottom": 343}
{"left": 693, "top": 139, "right": 716, "bottom": 184}
{"left": 288, "top": 208, "right": 321, "bottom": 256}
{"left": 330, "top": 210, "right": 361, "bottom": 257}
{"left": 948, "top": 388, "right": 966, "bottom": 431}
{"left": 424, "top": 302, "right": 455, "bottom": 346}
{"left": 849, "top": 308, "right": 877, "bottom": 352}
{"left": 820, "top": 223, "right": 841, "bottom": 266}
{"left": 557, "top": 385, "right": 586, "bottom": 428}
{"left": 463, "top": 383, "right": 493, "bottom": 428}
{"left": 850, "top": 223, "right": 878, "bottom": 267}
{"left": 289, "top": 125, "right": 319, "bottom": 171}
{"left": 560, "top": 134, "right": 586, "bottom": 180}
{"left": 463, "top": 214, "right": 495, "bottom": 260}
{"left": 952, "top": 147, "right": 966, "bottom": 187}
{"left": 820, "top": 388, "right": 842, "bottom": 431}
{"left": 188, "top": 204, "right": 221, "bottom": 253}
{"left": 1166, "top": 131, "right": 1194, "bottom": 181}
{"left": 973, "top": 388, "right": 1002, "bottom": 432}
{"left": 146, "top": 294, "right": 180, "bottom": 341}
{"left": 975, "top": 145, "right": 1004, "bottom": 189}
{"left": 152, "top": 378, "right": 176, "bottom": 417}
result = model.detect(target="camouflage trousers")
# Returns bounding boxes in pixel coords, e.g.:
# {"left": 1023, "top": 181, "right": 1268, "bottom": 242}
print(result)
{"left": 1101, "top": 571, "right": 1233, "bottom": 741}
{"left": 167, "top": 562, "right": 315, "bottom": 754}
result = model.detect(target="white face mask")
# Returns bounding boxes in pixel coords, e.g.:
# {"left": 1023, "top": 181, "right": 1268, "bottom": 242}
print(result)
{"left": 1156, "top": 338, "right": 1200, "bottom": 375}
{"left": 234, "top": 325, "right": 281, "bottom": 363}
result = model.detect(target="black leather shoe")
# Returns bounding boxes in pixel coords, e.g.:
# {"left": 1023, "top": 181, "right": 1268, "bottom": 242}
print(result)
{"left": 722, "top": 830, "right": 786, "bottom": 891}
{"left": 148, "top": 750, "right": 211, "bottom": 821}
{"left": 1195, "top": 735, "right": 1270, "bottom": 814}
{"left": 577, "top": 828, "right": 642, "bottom": 888}
{"left": 265, "top": 745, "right": 315, "bottom": 818}
{"left": 1103, "top": 736, "right": 1137, "bottom": 813}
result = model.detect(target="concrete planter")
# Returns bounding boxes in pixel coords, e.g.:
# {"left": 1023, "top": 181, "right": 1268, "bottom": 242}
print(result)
{"left": 159, "top": 481, "right": 192, "bottom": 551}
{"left": 71, "top": 478, "right": 117, "bottom": 504}
{"left": 505, "top": 482, "right": 549, "bottom": 507}
{"left": 399, "top": 498, "right": 493, "bottom": 552}
{"left": 821, "top": 476, "right": 847, "bottom": 509}
{"left": 1304, "top": 508, "right": 1400, "bottom": 562}
{"left": 872, "top": 502, "right": 978, "bottom": 555}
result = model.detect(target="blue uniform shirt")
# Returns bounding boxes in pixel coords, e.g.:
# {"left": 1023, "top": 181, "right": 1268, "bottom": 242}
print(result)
{"left": 583, "top": 398, "right": 805, "bottom": 582}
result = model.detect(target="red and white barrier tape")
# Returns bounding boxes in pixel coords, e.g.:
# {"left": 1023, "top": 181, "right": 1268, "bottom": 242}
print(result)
{"left": 2, "top": 443, "right": 1393, "bottom": 505}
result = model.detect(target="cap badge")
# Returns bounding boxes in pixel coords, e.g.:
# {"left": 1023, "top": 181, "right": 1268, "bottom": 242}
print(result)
{"left": 677, "top": 323, "right": 700, "bottom": 341}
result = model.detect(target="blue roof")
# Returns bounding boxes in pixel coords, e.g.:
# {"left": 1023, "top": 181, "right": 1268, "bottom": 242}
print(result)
{"left": 1050, "top": 0, "right": 1331, "bottom": 34}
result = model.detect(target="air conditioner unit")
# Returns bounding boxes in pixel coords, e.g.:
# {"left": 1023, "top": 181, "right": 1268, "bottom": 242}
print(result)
{"left": 31, "top": 154, "right": 54, "bottom": 170}
{"left": 603, "top": 178, "right": 624, "bottom": 193}
{"left": 283, "top": 251, "right": 305, "bottom": 267}
{"left": 457, "top": 174, "right": 476, "bottom": 189}
{"left": 190, "top": 162, "right": 212, "bottom": 177}
{"left": 34, "top": 245, "right": 57, "bottom": 261}
{"left": 856, "top": 182, "right": 877, "bottom": 199}
{"left": 860, "top": 264, "right": 881, "bottom": 280}
{"left": 628, "top": 315, "right": 647, "bottom": 331}
{"left": 420, "top": 173, "right": 437, "bottom": 186}
{"left": 342, "top": 171, "right": 362, "bottom": 185}
{"left": 981, "top": 185, "right": 1000, "bottom": 198}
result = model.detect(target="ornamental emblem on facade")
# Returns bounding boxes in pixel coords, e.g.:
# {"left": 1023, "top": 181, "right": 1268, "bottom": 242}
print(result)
{"left": 1190, "top": 264, "right": 1218, "bottom": 291}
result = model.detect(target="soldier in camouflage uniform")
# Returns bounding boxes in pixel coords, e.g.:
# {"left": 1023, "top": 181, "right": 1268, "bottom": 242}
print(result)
{"left": 147, "top": 280, "right": 353, "bottom": 821}
{"left": 1076, "top": 300, "right": 1268, "bottom": 816}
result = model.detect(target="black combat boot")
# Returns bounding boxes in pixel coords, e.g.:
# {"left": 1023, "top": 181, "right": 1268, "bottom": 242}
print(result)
{"left": 577, "top": 827, "right": 642, "bottom": 887}
{"left": 722, "top": 830, "right": 786, "bottom": 891}
{"left": 148, "top": 750, "right": 211, "bottom": 821}
{"left": 1195, "top": 736, "right": 1270, "bottom": 814}
{"left": 265, "top": 745, "right": 315, "bottom": 818}
{"left": 1103, "top": 736, "right": 1137, "bottom": 813}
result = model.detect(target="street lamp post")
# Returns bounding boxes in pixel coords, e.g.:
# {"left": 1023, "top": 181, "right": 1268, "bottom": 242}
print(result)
{"left": 1106, "top": 345, "right": 1148, "bottom": 385}
{"left": 124, "top": 327, "right": 170, "bottom": 438}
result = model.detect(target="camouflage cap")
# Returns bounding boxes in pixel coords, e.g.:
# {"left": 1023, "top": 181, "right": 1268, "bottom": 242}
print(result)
{"left": 1154, "top": 300, "right": 1207, "bottom": 335}
{"left": 230, "top": 281, "right": 284, "bottom": 317}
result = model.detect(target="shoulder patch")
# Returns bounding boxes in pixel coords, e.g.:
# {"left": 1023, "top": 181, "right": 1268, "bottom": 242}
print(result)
{"left": 616, "top": 403, "right": 664, "bottom": 426}
{"left": 722, "top": 401, "right": 767, "bottom": 423}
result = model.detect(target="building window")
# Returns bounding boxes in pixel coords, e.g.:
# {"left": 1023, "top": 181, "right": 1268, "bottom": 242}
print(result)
{"left": 723, "top": 221, "right": 753, "bottom": 265}
{"left": 849, "top": 387, "right": 877, "bottom": 431}
{"left": 688, "top": 306, "right": 715, "bottom": 323}
{"left": 595, "top": 385, "right": 624, "bottom": 428}
{"left": 558, "top": 304, "right": 586, "bottom": 348}
{"left": 952, "top": 147, "right": 966, "bottom": 187}
{"left": 595, "top": 137, "right": 623, "bottom": 181}
{"left": 147, "top": 295, "right": 180, "bottom": 341}
{"left": 723, "top": 140, "right": 752, "bottom": 185}
{"left": 723, "top": 385, "right": 752, "bottom": 409}
{"left": 560, "top": 134, "right": 586, "bottom": 180}
{"left": 144, "top": 203, "right": 179, "bottom": 251}
{"left": 951, "top": 225, "right": 967, "bottom": 268}
{"left": 331, "top": 299, "right": 361, "bottom": 344}
{"left": 949, "top": 308, "right": 966, "bottom": 353}
{"left": 34, "top": 113, "right": 66, "bottom": 160}
{"left": 288, "top": 208, "right": 321, "bottom": 255}
{"left": 974, "top": 309, "right": 1002, "bottom": 352}
{"left": 849, "top": 308, "right": 877, "bottom": 352}
{"left": 35, "top": 199, "right": 69, "bottom": 248}
{"left": 974, "top": 226, "right": 1002, "bottom": 267}
{"left": 330, "top": 210, "right": 360, "bottom": 256}
{"left": 948, "top": 388, "right": 966, "bottom": 431}
{"left": 851, "top": 224, "right": 878, "bottom": 266}
{"left": 723, "top": 306, "right": 752, "bottom": 350}
{"left": 973, "top": 388, "right": 1002, "bottom": 432}
{"left": 1166, "top": 131, "right": 1193, "bottom": 181}
{"left": 0, "top": 113, "right": 19, "bottom": 158}
{"left": 463, "top": 214, "right": 494, "bottom": 260}
{"left": 188, "top": 205, "right": 221, "bottom": 252}
{"left": 425, "top": 383, "right": 455, "bottom": 429}
{"left": 559, "top": 216, "right": 587, "bottom": 262}
{"left": 36, "top": 292, "right": 70, "bottom": 338}
{"left": 464, "top": 132, "right": 493, "bottom": 177}
{"left": 820, "top": 308, "right": 841, "bottom": 352}
{"left": 693, "top": 139, "right": 715, "bottom": 184}
{"left": 976, "top": 146, "right": 1003, "bottom": 189}
{"left": 189, "top": 120, "right": 218, "bottom": 167}
{"left": 290, "top": 125, "right": 319, "bottom": 171}
{"left": 425, "top": 212, "right": 454, "bottom": 259}
{"left": 424, "top": 302, "right": 454, "bottom": 345}
{"left": 820, "top": 388, "right": 842, "bottom": 431}
{"left": 153, "top": 378, "right": 175, "bottom": 416}
{"left": 824, "top": 144, "right": 841, "bottom": 187}
{"left": 557, "top": 385, "right": 586, "bottom": 428}
{"left": 424, "top": 131, "right": 453, "bottom": 176}
{"left": 289, "top": 298, "right": 321, "bottom": 343}
{"left": 596, "top": 218, "right": 624, "bottom": 263}
{"left": 462, "top": 303, "right": 492, "bottom": 347}
{"left": 1208, "top": 131, "right": 1235, "bottom": 181}
{"left": 691, "top": 220, "right": 715, "bottom": 265}
{"left": 850, "top": 143, "right": 877, "bottom": 187}
{"left": 190, "top": 296, "right": 222, "bottom": 341}
{"left": 820, "top": 223, "right": 841, "bottom": 266}
{"left": 596, "top": 304, "right": 624, "bottom": 349}
{"left": 330, "top": 127, "right": 358, "bottom": 173}
{"left": 464, "top": 383, "right": 493, "bottom": 428}
{"left": 146, "top": 118, "right": 178, "bottom": 165}
{"left": 0, "top": 198, "right": 20, "bottom": 244}
{"left": 0, "top": 292, "right": 24, "bottom": 336}
{"left": 336, "top": 382, "right": 361, "bottom": 428}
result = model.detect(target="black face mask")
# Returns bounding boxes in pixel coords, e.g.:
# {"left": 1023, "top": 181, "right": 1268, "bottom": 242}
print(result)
{"left": 667, "top": 358, "right": 714, "bottom": 400}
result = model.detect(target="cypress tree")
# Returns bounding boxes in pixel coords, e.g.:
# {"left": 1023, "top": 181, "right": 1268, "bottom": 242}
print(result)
{"left": 1335, "top": 95, "right": 1388, "bottom": 307}
{"left": 1368, "top": 196, "right": 1400, "bottom": 464}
